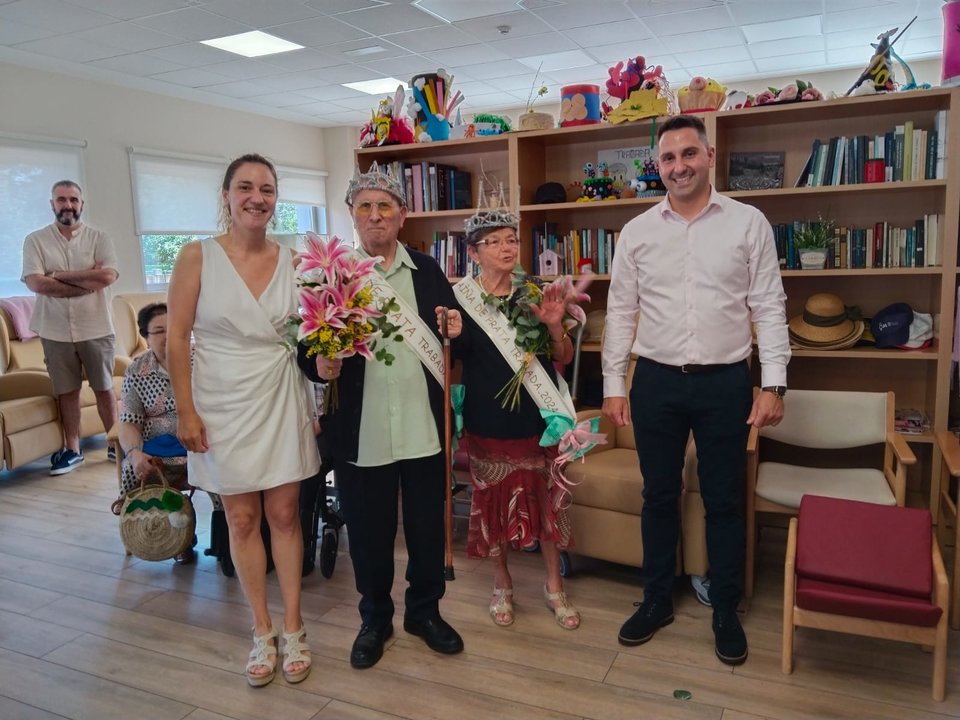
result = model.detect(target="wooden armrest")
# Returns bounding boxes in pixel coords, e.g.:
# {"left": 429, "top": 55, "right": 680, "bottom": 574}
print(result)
{"left": 0, "top": 370, "right": 55, "bottom": 400}
{"left": 887, "top": 431, "right": 917, "bottom": 465}
{"left": 746, "top": 424, "right": 759, "bottom": 454}
{"left": 935, "top": 430, "right": 960, "bottom": 477}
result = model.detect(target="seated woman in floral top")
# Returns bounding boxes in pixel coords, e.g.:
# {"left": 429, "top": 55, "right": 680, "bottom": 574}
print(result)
{"left": 116, "top": 302, "right": 219, "bottom": 563}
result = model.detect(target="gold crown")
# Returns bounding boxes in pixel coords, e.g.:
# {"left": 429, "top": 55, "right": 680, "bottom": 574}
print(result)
{"left": 345, "top": 161, "right": 406, "bottom": 206}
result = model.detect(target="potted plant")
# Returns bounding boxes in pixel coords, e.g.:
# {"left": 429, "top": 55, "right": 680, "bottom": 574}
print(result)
{"left": 795, "top": 216, "right": 835, "bottom": 269}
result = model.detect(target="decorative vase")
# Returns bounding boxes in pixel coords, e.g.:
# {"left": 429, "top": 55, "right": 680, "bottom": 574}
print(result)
{"left": 518, "top": 111, "right": 555, "bottom": 131}
{"left": 798, "top": 248, "right": 830, "bottom": 270}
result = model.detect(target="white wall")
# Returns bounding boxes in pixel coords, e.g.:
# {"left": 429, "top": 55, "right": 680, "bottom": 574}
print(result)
{"left": 1, "top": 62, "right": 327, "bottom": 293}
{"left": 322, "top": 125, "right": 362, "bottom": 245}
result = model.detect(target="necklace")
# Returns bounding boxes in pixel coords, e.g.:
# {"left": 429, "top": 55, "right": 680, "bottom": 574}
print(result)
{"left": 479, "top": 273, "right": 510, "bottom": 297}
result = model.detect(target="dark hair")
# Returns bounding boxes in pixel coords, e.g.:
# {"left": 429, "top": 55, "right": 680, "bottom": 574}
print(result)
{"left": 51, "top": 180, "right": 82, "bottom": 195}
{"left": 656, "top": 115, "right": 709, "bottom": 145}
{"left": 137, "top": 302, "right": 167, "bottom": 338}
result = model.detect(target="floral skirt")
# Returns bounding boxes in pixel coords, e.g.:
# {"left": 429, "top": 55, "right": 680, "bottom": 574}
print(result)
{"left": 465, "top": 432, "right": 573, "bottom": 558}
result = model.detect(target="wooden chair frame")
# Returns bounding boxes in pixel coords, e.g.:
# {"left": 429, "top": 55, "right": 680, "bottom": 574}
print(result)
{"left": 745, "top": 390, "right": 915, "bottom": 598}
{"left": 935, "top": 430, "right": 960, "bottom": 629}
{"left": 783, "top": 516, "right": 949, "bottom": 701}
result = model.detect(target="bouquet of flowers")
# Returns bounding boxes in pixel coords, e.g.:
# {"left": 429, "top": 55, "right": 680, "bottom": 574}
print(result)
{"left": 287, "top": 233, "right": 401, "bottom": 410}
{"left": 482, "top": 268, "right": 589, "bottom": 411}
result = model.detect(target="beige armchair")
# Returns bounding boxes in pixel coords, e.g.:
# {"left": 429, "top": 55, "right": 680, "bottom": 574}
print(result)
{"left": 562, "top": 358, "right": 707, "bottom": 576}
{"left": 745, "top": 389, "right": 914, "bottom": 598}
{"left": 0, "top": 299, "right": 125, "bottom": 442}
{"left": 0, "top": 371, "right": 62, "bottom": 469}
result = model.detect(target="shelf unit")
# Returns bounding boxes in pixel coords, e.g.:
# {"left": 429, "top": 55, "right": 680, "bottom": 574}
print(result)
{"left": 356, "top": 88, "right": 959, "bottom": 514}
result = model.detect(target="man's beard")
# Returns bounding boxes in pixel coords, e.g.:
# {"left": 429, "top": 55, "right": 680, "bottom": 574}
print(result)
{"left": 57, "top": 209, "right": 80, "bottom": 225}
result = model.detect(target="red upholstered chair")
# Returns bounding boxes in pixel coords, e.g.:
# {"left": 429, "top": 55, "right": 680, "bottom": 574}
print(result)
{"left": 783, "top": 495, "right": 948, "bottom": 701}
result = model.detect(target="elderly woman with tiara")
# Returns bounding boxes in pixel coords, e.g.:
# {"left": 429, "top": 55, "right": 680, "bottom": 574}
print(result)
{"left": 452, "top": 194, "right": 598, "bottom": 630}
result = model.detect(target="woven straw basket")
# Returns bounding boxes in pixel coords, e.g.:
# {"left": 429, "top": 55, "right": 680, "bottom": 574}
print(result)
{"left": 119, "top": 462, "right": 195, "bottom": 561}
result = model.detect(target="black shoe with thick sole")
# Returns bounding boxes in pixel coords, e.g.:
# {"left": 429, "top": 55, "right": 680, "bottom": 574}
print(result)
{"left": 403, "top": 615, "right": 464, "bottom": 654}
{"left": 713, "top": 607, "right": 748, "bottom": 665}
{"left": 350, "top": 624, "right": 394, "bottom": 669}
{"left": 618, "top": 598, "right": 674, "bottom": 646}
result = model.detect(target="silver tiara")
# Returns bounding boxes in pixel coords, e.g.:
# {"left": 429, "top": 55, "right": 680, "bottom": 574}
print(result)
{"left": 464, "top": 208, "right": 519, "bottom": 235}
{"left": 345, "top": 161, "right": 406, "bottom": 206}
{"left": 464, "top": 180, "right": 518, "bottom": 234}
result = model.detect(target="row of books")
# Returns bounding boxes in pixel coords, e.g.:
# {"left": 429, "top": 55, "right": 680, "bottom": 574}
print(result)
{"left": 378, "top": 160, "right": 473, "bottom": 213}
{"left": 427, "top": 231, "right": 478, "bottom": 279}
{"left": 532, "top": 223, "right": 620, "bottom": 276}
{"left": 773, "top": 215, "right": 942, "bottom": 269}
{"left": 796, "top": 111, "right": 947, "bottom": 187}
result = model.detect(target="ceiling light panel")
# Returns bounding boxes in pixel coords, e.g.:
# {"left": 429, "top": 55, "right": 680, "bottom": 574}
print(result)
{"left": 342, "top": 77, "right": 406, "bottom": 94}
{"left": 201, "top": 30, "right": 304, "bottom": 57}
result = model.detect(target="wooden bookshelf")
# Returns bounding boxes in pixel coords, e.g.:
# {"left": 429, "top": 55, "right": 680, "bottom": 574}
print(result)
{"left": 355, "top": 88, "right": 959, "bottom": 514}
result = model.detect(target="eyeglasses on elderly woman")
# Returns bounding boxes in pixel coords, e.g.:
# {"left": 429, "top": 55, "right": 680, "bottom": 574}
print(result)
{"left": 475, "top": 236, "right": 520, "bottom": 248}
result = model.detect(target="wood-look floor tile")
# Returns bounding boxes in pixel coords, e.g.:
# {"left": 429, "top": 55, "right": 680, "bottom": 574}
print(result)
{"left": 311, "top": 699, "right": 407, "bottom": 719}
{"left": 0, "top": 607, "right": 85, "bottom": 657}
{"left": 0, "top": 694, "right": 75, "bottom": 720}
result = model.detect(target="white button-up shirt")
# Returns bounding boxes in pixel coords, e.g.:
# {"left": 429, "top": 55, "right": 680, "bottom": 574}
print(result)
{"left": 21, "top": 223, "right": 118, "bottom": 342}
{"left": 603, "top": 188, "right": 790, "bottom": 397}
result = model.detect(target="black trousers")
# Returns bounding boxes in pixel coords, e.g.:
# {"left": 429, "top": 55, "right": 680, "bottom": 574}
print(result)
{"left": 629, "top": 357, "right": 753, "bottom": 611}
{"left": 335, "top": 452, "right": 446, "bottom": 629}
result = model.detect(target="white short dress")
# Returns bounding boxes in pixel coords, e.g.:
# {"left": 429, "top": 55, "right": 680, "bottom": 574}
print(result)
{"left": 187, "top": 239, "right": 319, "bottom": 495}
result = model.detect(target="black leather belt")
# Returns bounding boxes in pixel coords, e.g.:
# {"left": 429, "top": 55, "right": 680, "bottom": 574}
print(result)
{"left": 640, "top": 358, "right": 745, "bottom": 374}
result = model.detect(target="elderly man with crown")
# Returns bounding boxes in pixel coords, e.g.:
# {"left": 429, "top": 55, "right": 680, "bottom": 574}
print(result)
{"left": 298, "top": 162, "right": 465, "bottom": 669}
{"left": 450, "top": 190, "right": 600, "bottom": 631}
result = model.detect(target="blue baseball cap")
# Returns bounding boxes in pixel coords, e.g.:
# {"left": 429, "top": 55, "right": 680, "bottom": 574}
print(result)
{"left": 871, "top": 303, "right": 913, "bottom": 349}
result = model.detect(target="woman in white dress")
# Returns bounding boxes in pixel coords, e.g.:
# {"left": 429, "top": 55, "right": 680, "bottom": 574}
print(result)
{"left": 168, "top": 154, "right": 319, "bottom": 688}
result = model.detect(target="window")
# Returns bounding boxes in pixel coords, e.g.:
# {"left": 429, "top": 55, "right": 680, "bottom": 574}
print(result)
{"left": 129, "top": 150, "right": 327, "bottom": 288}
{"left": 0, "top": 134, "right": 84, "bottom": 297}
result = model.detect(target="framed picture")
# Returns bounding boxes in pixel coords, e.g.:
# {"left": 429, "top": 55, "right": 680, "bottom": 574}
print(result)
{"left": 728, "top": 151, "right": 785, "bottom": 191}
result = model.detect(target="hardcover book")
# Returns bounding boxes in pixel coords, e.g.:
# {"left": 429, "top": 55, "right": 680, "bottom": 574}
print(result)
{"left": 728, "top": 151, "right": 784, "bottom": 191}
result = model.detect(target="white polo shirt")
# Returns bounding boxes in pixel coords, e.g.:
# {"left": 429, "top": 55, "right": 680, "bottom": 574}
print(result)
{"left": 21, "top": 223, "right": 118, "bottom": 342}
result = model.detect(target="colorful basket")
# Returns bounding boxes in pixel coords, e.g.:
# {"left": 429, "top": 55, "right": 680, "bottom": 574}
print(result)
{"left": 119, "top": 461, "right": 195, "bottom": 561}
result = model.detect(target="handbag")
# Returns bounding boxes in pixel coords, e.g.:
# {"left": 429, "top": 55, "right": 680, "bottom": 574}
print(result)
{"left": 119, "top": 458, "right": 195, "bottom": 561}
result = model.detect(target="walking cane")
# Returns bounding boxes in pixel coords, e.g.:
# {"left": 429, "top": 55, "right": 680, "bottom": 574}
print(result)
{"left": 440, "top": 307, "right": 456, "bottom": 581}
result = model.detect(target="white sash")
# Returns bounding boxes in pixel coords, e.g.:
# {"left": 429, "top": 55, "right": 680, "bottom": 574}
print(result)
{"left": 453, "top": 275, "right": 575, "bottom": 417}
{"left": 366, "top": 270, "right": 445, "bottom": 386}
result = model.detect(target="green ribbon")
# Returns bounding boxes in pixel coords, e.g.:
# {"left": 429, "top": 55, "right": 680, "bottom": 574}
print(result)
{"left": 123, "top": 489, "right": 183, "bottom": 515}
{"left": 450, "top": 384, "right": 465, "bottom": 455}
{"left": 538, "top": 410, "right": 601, "bottom": 461}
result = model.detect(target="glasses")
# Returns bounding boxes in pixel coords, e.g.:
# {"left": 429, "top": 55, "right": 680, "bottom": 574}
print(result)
{"left": 476, "top": 237, "right": 520, "bottom": 249}
{"left": 354, "top": 201, "right": 398, "bottom": 217}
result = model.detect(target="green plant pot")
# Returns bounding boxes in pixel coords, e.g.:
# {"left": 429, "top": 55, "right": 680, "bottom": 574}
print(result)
{"left": 798, "top": 248, "right": 830, "bottom": 270}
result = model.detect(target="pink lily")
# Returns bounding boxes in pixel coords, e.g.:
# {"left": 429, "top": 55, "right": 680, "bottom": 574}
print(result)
{"left": 297, "top": 286, "right": 348, "bottom": 340}
{"left": 336, "top": 253, "right": 383, "bottom": 283}
{"left": 298, "top": 233, "right": 351, "bottom": 284}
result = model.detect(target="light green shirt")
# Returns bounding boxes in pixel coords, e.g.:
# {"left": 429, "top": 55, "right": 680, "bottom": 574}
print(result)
{"left": 355, "top": 242, "right": 441, "bottom": 467}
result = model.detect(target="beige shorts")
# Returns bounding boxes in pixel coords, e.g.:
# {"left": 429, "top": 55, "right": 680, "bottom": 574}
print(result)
{"left": 41, "top": 335, "right": 115, "bottom": 395}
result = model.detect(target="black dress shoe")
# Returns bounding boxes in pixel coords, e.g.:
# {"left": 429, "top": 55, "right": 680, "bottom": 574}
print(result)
{"left": 350, "top": 624, "right": 393, "bottom": 669}
{"left": 403, "top": 615, "right": 464, "bottom": 655}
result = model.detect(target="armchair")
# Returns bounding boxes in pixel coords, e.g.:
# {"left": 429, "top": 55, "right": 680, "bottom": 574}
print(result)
{"left": 112, "top": 292, "right": 166, "bottom": 366}
{"left": 934, "top": 430, "right": 960, "bottom": 628}
{"left": 746, "top": 389, "right": 914, "bottom": 598}
{"left": 0, "top": 371, "right": 62, "bottom": 469}
{"left": 562, "top": 358, "right": 707, "bottom": 576}
{"left": 784, "top": 495, "right": 947, "bottom": 701}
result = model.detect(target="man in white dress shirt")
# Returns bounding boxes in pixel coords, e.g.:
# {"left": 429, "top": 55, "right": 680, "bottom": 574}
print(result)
{"left": 22, "top": 180, "right": 119, "bottom": 475}
{"left": 602, "top": 115, "right": 790, "bottom": 665}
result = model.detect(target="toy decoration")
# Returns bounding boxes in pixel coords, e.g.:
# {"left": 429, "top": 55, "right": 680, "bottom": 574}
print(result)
{"left": 753, "top": 80, "right": 824, "bottom": 105}
{"left": 944, "top": 1, "right": 960, "bottom": 87}
{"left": 560, "top": 84, "right": 602, "bottom": 127}
{"left": 602, "top": 56, "right": 671, "bottom": 123}
{"left": 844, "top": 18, "right": 917, "bottom": 96}
{"left": 630, "top": 156, "right": 665, "bottom": 197}
{"left": 577, "top": 162, "right": 616, "bottom": 202}
{"left": 471, "top": 113, "right": 511, "bottom": 134}
{"left": 407, "top": 70, "right": 463, "bottom": 142}
{"left": 677, "top": 76, "right": 727, "bottom": 113}
{"left": 359, "top": 85, "right": 416, "bottom": 147}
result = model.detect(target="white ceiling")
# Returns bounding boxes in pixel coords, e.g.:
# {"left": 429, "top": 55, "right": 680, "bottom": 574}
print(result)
{"left": 0, "top": 0, "right": 946, "bottom": 128}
